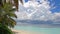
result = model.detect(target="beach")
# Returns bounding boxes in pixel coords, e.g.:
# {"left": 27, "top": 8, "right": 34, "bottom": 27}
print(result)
{"left": 12, "top": 29, "right": 31, "bottom": 34}
{"left": 12, "top": 29, "right": 44, "bottom": 34}
{"left": 12, "top": 25, "right": 60, "bottom": 34}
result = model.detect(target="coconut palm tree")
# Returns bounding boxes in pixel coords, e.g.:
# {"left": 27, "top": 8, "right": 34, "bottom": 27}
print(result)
{"left": 0, "top": 0, "right": 23, "bottom": 28}
{"left": 1, "top": 3, "right": 17, "bottom": 27}
{"left": 0, "top": 2, "right": 17, "bottom": 34}
{"left": 0, "top": 0, "right": 23, "bottom": 34}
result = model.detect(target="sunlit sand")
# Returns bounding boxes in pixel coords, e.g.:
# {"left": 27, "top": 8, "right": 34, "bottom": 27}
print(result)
{"left": 12, "top": 29, "right": 45, "bottom": 34}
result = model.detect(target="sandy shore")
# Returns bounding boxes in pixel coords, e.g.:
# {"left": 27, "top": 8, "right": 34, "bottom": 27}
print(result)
{"left": 12, "top": 29, "right": 31, "bottom": 34}
{"left": 12, "top": 29, "right": 45, "bottom": 34}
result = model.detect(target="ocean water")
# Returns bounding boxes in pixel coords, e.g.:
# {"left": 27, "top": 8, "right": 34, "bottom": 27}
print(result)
{"left": 14, "top": 25, "right": 60, "bottom": 34}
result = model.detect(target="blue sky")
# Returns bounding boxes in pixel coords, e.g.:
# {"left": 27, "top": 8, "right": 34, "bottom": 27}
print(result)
{"left": 49, "top": 0, "right": 60, "bottom": 13}
{"left": 25, "top": 0, "right": 60, "bottom": 13}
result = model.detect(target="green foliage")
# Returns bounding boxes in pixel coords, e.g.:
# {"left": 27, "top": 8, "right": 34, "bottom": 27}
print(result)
{"left": 0, "top": 3, "right": 17, "bottom": 27}
{"left": 0, "top": 23, "right": 13, "bottom": 34}
{"left": 0, "top": 0, "right": 18, "bottom": 34}
{"left": 0, "top": 0, "right": 23, "bottom": 34}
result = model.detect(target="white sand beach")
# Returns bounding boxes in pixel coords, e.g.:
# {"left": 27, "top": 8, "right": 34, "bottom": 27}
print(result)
{"left": 12, "top": 29, "right": 31, "bottom": 34}
{"left": 12, "top": 29, "right": 44, "bottom": 34}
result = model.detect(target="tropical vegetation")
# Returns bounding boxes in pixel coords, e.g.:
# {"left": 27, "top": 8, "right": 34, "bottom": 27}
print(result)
{"left": 0, "top": 0, "right": 23, "bottom": 34}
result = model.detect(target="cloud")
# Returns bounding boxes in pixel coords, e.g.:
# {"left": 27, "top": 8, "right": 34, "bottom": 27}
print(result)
{"left": 15, "top": 0, "right": 60, "bottom": 23}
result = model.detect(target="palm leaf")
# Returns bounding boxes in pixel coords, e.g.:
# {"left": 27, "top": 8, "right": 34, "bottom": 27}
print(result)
{"left": 0, "top": 24, "right": 13, "bottom": 34}
{"left": 8, "top": 17, "right": 16, "bottom": 27}
{"left": 8, "top": 13, "right": 17, "bottom": 18}
{"left": 13, "top": 0, "right": 23, "bottom": 10}
{"left": 13, "top": 0, "right": 18, "bottom": 10}
{"left": 4, "top": 17, "right": 16, "bottom": 28}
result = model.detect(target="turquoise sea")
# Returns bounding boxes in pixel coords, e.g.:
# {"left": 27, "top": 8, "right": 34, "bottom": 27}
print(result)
{"left": 14, "top": 25, "right": 60, "bottom": 34}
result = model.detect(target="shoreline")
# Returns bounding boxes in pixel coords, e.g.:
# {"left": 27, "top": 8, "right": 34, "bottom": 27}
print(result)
{"left": 12, "top": 29, "right": 32, "bottom": 34}
{"left": 12, "top": 29, "right": 44, "bottom": 34}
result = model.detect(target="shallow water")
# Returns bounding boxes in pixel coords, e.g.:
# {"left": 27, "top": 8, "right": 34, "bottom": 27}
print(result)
{"left": 14, "top": 25, "right": 60, "bottom": 34}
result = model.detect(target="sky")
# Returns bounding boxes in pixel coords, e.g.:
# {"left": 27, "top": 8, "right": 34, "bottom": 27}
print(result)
{"left": 25, "top": 0, "right": 60, "bottom": 13}
{"left": 49, "top": 0, "right": 60, "bottom": 13}
{"left": 15, "top": 0, "right": 60, "bottom": 24}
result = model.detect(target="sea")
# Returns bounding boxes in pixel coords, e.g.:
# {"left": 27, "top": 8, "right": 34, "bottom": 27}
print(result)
{"left": 13, "top": 25, "right": 60, "bottom": 34}
{"left": 13, "top": 20, "right": 60, "bottom": 34}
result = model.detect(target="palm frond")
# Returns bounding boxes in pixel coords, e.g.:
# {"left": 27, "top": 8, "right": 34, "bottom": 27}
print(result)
{"left": 13, "top": 0, "right": 18, "bottom": 10}
{"left": 13, "top": 0, "right": 23, "bottom": 10}
{"left": 20, "top": 0, "right": 23, "bottom": 4}
{"left": 8, "top": 13, "right": 17, "bottom": 18}
{"left": 8, "top": 17, "right": 16, "bottom": 27}
{"left": 4, "top": 17, "right": 16, "bottom": 28}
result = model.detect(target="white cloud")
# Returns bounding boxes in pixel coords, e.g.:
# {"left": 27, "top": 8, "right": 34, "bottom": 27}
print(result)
{"left": 15, "top": 0, "right": 60, "bottom": 22}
